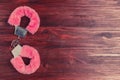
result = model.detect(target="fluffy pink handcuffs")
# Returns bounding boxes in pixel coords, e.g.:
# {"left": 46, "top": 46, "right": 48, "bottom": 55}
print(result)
{"left": 8, "top": 6, "right": 40, "bottom": 74}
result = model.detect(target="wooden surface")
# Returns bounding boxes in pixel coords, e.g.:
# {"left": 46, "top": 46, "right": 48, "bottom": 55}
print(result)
{"left": 0, "top": 0, "right": 120, "bottom": 80}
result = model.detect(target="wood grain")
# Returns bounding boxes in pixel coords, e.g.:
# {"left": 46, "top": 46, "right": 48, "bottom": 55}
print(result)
{"left": 0, "top": 0, "right": 120, "bottom": 80}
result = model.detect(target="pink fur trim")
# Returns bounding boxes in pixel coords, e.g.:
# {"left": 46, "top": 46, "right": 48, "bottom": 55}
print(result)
{"left": 8, "top": 6, "right": 40, "bottom": 34}
{"left": 10, "top": 45, "right": 40, "bottom": 74}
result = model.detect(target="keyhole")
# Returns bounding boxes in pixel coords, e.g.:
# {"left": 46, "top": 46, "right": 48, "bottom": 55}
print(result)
{"left": 20, "top": 16, "right": 30, "bottom": 28}
{"left": 22, "top": 57, "right": 31, "bottom": 65}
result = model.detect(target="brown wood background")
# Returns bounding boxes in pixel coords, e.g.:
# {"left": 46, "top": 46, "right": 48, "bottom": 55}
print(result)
{"left": 0, "top": 0, "right": 120, "bottom": 80}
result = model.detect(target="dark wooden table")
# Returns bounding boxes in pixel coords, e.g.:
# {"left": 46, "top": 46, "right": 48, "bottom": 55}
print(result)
{"left": 0, "top": 0, "right": 120, "bottom": 80}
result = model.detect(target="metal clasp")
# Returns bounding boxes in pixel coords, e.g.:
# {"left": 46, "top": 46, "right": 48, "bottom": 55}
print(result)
{"left": 14, "top": 26, "right": 27, "bottom": 38}
{"left": 11, "top": 26, "right": 27, "bottom": 48}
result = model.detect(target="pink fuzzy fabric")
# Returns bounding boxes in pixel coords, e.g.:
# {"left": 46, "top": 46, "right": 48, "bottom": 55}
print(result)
{"left": 8, "top": 6, "right": 40, "bottom": 34}
{"left": 10, "top": 45, "right": 40, "bottom": 74}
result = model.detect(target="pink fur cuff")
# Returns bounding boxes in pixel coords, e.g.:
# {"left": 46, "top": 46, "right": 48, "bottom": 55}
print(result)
{"left": 8, "top": 6, "right": 40, "bottom": 34}
{"left": 10, "top": 45, "right": 40, "bottom": 74}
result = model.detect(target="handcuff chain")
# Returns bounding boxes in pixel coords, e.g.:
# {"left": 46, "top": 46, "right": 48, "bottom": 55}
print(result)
{"left": 11, "top": 37, "right": 21, "bottom": 48}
